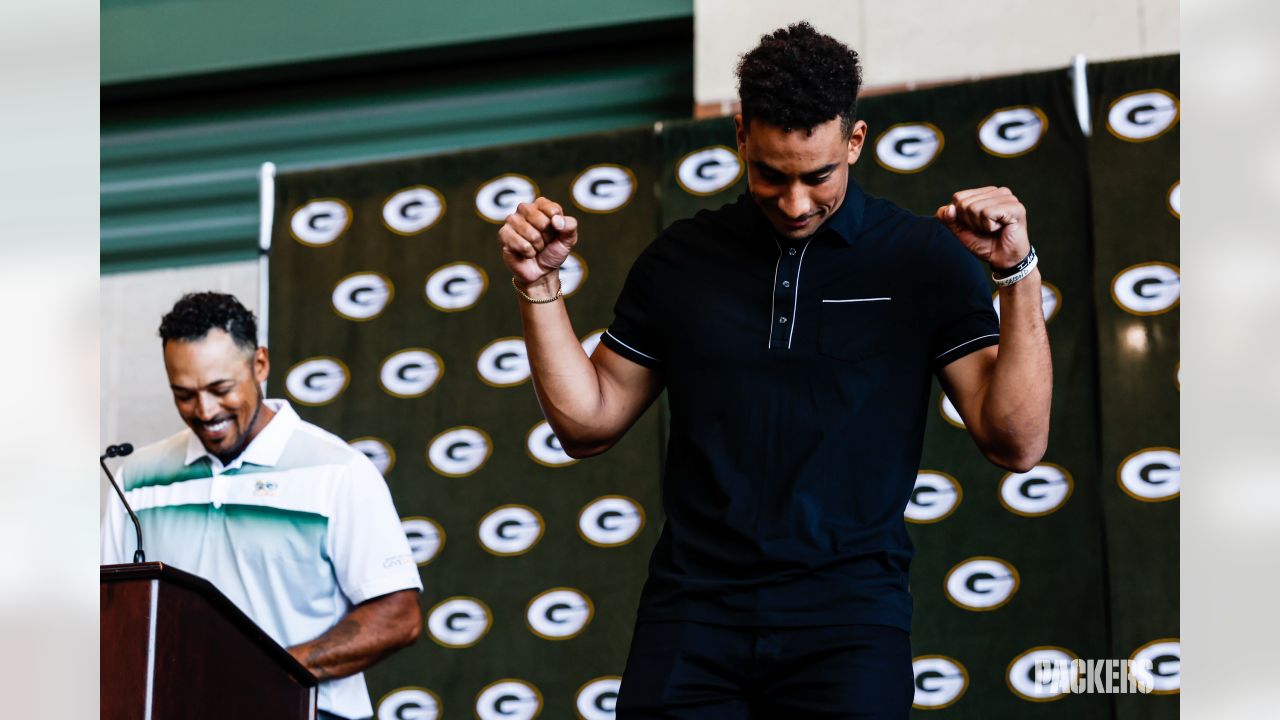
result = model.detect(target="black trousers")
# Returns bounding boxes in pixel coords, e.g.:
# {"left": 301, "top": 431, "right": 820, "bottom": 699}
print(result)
{"left": 616, "top": 621, "right": 913, "bottom": 719}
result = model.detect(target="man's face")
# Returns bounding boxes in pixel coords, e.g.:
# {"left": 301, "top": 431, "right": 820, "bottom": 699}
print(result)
{"left": 736, "top": 115, "right": 867, "bottom": 241}
{"left": 163, "top": 329, "right": 271, "bottom": 463}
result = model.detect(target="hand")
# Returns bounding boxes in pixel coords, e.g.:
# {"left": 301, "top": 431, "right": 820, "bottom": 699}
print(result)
{"left": 936, "top": 186, "right": 1030, "bottom": 270}
{"left": 499, "top": 197, "right": 579, "bottom": 285}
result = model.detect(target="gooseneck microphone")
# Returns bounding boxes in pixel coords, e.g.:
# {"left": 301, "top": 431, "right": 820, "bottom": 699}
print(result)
{"left": 100, "top": 443, "right": 145, "bottom": 563}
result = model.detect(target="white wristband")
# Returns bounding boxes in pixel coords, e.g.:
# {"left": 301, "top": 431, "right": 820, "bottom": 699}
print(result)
{"left": 992, "top": 251, "right": 1038, "bottom": 287}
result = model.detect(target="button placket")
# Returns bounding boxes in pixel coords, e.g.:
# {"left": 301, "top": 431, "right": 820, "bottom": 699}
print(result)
{"left": 769, "top": 238, "right": 811, "bottom": 349}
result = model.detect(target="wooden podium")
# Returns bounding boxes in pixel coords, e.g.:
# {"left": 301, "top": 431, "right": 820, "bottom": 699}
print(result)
{"left": 101, "top": 562, "right": 318, "bottom": 719}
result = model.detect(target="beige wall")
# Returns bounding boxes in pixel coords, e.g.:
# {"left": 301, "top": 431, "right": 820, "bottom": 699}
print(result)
{"left": 694, "top": 0, "right": 1179, "bottom": 105}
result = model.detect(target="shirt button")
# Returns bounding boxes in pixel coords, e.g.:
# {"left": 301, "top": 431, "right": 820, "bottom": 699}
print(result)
{"left": 779, "top": 316, "right": 788, "bottom": 324}
{"left": 782, "top": 280, "right": 791, "bottom": 288}
{"left": 788, "top": 248, "right": 797, "bottom": 256}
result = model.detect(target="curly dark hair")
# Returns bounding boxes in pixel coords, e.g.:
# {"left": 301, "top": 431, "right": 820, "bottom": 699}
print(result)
{"left": 159, "top": 292, "right": 258, "bottom": 352}
{"left": 736, "top": 22, "right": 863, "bottom": 137}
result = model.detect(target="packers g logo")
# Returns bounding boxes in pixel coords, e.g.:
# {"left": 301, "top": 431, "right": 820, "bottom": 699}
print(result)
{"left": 427, "top": 426, "right": 492, "bottom": 477}
{"left": 994, "top": 280, "right": 1061, "bottom": 323}
{"left": 284, "top": 357, "right": 349, "bottom": 406}
{"left": 572, "top": 164, "right": 636, "bottom": 213}
{"left": 575, "top": 677, "right": 621, "bottom": 720}
{"left": 382, "top": 185, "right": 445, "bottom": 235}
{"left": 426, "top": 596, "right": 491, "bottom": 648}
{"left": 526, "top": 420, "right": 577, "bottom": 467}
{"left": 560, "top": 252, "right": 588, "bottom": 297}
{"left": 945, "top": 556, "right": 1020, "bottom": 611}
{"left": 475, "top": 173, "right": 539, "bottom": 224}
{"left": 401, "top": 516, "right": 444, "bottom": 566}
{"left": 350, "top": 436, "right": 396, "bottom": 475}
{"left": 578, "top": 495, "right": 645, "bottom": 547}
{"left": 475, "top": 679, "right": 542, "bottom": 720}
{"left": 1112, "top": 262, "right": 1180, "bottom": 315}
{"left": 1167, "top": 180, "right": 1180, "bottom": 219}
{"left": 1007, "top": 646, "right": 1079, "bottom": 701}
{"left": 1107, "top": 90, "right": 1179, "bottom": 142}
{"left": 380, "top": 348, "right": 443, "bottom": 398}
{"left": 939, "top": 392, "right": 965, "bottom": 429}
{"left": 905, "top": 471, "right": 962, "bottom": 524}
{"left": 580, "top": 329, "right": 605, "bottom": 357}
{"left": 912, "top": 655, "right": 969, "bottom": 709}
{"left": 526, "top": 587, "right": 594, "bottom": 640}
{"left": 290, "top": 198, "right": 352, "bottom": 247}
{"left": 676, "top": 146, "right": 743, "bottom": 196}
{"left": 999, "top": 463, "right": 1074, "bottom": 517}
{"left": 1118, "top": 447, "right": 1180, "bottom": 502}
{"left": 978, "top": 106, "right": 1048, "bottom": 158}
{"left": 478, "top": 505, "right": 544, "bottom": 556}
{"left": 875, "top": 122, "right": 944, "bottom": 173}
{"left": 1130, "top": 638, "right": 1180, "bottom": 694}
{"left": 477, "top": 337, "right": 530, "bottom": 388}
{"left": 332, "top": 272, "right": 393, "bottom": 321}
{"left": 425, "top": 261, "right": 488, "bottom": 312}
{"left": 376, "top": 687, "right": 441, "bottom": 720}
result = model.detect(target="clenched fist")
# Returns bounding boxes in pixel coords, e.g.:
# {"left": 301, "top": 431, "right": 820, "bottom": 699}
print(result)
{"left": 499, "top": 197, "right": 579, "bottom": 286}
{"left": 936, "top": 186, "right": 1030, "bottom": 270}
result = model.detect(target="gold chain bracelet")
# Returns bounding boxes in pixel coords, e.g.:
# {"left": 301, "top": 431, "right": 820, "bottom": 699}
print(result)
{"left": 511, "top": 276, "right": 563, "bottom": 304}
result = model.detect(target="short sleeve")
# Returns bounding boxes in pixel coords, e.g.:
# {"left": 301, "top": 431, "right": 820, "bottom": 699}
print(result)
{"left": 327, "top": 455, "right": 423, "bottom": 605}
{"left": 600, "top": 243, "right": 664, "bottom": 368}
{"left": 927, "top": 224, "right": 1001, "bottom": 371}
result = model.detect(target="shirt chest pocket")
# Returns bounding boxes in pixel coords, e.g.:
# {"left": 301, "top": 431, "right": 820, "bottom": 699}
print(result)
{"left": 817, "top": 296, "right": 894, "bottom": 364}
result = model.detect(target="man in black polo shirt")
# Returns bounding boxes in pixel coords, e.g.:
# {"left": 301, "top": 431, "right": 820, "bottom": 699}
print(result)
{"left": 498, "top": 22, "right": 1050, "bottom": 719}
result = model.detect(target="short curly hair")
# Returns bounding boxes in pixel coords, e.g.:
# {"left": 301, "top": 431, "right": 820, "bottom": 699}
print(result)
{"left": 159, "top": 292, "right": 258, "bottom": 352}
{"left": 736, "top": 22, "right": 863, "bottom": 137}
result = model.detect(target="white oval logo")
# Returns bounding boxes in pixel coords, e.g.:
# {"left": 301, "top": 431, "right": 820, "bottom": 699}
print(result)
{"left": 1167, "top": 181, "right": 1180, "bottom": 218}
{"left": 290, "top": 199, "right": 352, "bottom": 247}
{"left": 425, "top": 261, "right": 488, "bottom": 312}
{"left": 560, "top": 252, "right": 587, "bottom": 297}
{"left": 426, "top": 426, "right": 491, "bottom": 478}
{"left": 382, "top": 185, "right": 445, "bottom": 235}
{"left": 676, "top": 146, "right": 743, "bottom": 196}
{"left": 905, "top": 471, "right": 962, "bottom": 524}
{"left": 875, "top": 123, "right": 944, "bottom": 173}
{"left": 1118, "top": 447, "right": 1180, "bottom": 502}
{"left": 939, "top": 392, "right": 965, "bottom": 429}
{"left": 401, "top": 516, "right": 444, "bottom": 566}
{"left": 478, "top": 505, "right": 544, "bottom": 556}
{"left": 476, "top": 174, "right": 538, "bottom": 224}
{"left": 978, "top": 106, "right": 1048, "bottom": 158}
{"left": 284, "top": 357, "right": 349, "bottom": 406}
{"left": 527, "top": 420, "right": 577, "bottom": 467}
{"left": 380, "top": 349, "right": 443, "bottom": 398}
{"left": 1007, "top": 646, "right": 1079, "bottom": 701}
{"left": 477, "top": 337, "right": 530, "bottom": 388}
{"left": 475, "top": 679, "right": 542, "bottom": 720}
{"left": 580, "top": 329, "right": 605, "bottom": 357}
{"left": 999, "top": 463, "right": 1073, "bottom": 517}
{"left": 1130, "top": 638, "right": 1180, "bottom": 694}
{"left": 350, "top": 436, "right": 396, "bottom": 475}
{"left": 1112, "top": 262, "right": 1180, "bottom": 315}
{"left": 377, "top": 687, "right": 441, "bottom": 720}
{"left": 526, "top": 587, "right": 593, "bottom": 640}
{"left": 1107, "top": 90, "right": 1179, "bottom": 142}
{"left": 332, "top": 272, "right": 393, "bottom": 321}
{"left": 575, "top": 676, "right": 621, "bottom": 720}
{"left": 426, "top": 596, "right": 491, "bottom": 648}
{"left": 572, "top": 165, "right": 636, "bottom": 213}
{"left": 578, "top": 496, "right": 645, "bottom": 547}
{"left": 945, "top": 556, "right": 1019, "bottom": 611}
{"left": 994, "top": 281, "right": 1061, "bottom": 323}
{"left": 912, "top": 655, "right": 969, "bottom": 709}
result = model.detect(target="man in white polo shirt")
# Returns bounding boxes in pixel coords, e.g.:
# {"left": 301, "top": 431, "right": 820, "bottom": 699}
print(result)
{"left": 101, "top": 292, "right": 422, "bottom": 720}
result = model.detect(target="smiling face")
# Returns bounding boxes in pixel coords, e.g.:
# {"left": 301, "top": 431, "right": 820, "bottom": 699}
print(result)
{"left": 163, "top": 329, "right": 273, "bottom": 464}
{"left": 736, "top": 115, "right": 867, "bottom": 241}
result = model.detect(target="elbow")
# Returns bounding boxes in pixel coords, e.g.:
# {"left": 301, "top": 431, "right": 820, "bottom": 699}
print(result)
{"left": 985, "top": 439, "right": 1048, "bottom": 474}
{"left": 560, "top": 438, "right": 615, "bottom": 459}
{"left": 396, "top": 601, "right": 422, "bottom": 649}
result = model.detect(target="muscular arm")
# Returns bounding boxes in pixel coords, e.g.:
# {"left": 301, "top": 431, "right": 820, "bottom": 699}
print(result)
{"left": 501, "top": 198, "right": 664, "bottom": 458}
{"left": 287, "top": 588, "right": 421, "bottom": 681}
{"left": 936, "top": 187, "right": 1052, "bottom": 472}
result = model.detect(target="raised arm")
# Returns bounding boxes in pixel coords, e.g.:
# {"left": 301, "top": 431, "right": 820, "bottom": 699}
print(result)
{"left": 499, "top": 197, "right": 663, "bottom": 458}
{"left": 935, "top": 187, "right": 1052, "bottom": 472}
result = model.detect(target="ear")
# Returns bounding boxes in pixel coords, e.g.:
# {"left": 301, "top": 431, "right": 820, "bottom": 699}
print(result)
{"left": 734, "top": 114, "right": 747, "bottom": 156}
{"left": 253, "top": 346, "right": 270, "bottom": 385}
{"left": 847, "top": 119, "right": 868, "bottom": 165}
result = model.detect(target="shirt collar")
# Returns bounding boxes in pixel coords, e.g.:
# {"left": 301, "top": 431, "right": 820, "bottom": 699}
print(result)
{"left": 184, "top": 398, "right": 299, "bottom": 472}
{"left": 744, "top": 173, "right": 866, "bottom": 247}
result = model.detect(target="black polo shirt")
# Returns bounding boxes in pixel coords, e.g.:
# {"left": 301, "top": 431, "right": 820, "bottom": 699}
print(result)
{"left": 600, "top": 176, "right": 1000, "bottom": 631}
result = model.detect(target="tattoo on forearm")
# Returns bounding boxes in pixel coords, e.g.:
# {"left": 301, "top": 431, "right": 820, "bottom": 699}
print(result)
{"left": 306, "top": 616, "right": 362, "bottom": 680}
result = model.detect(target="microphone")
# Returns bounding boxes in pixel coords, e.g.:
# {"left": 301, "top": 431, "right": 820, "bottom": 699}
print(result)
{"left": 100, "top": 443, "right": 145, "bottom": 563}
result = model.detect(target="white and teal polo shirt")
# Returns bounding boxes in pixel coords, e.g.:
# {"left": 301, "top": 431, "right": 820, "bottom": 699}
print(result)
{"left": 101, "top": 399, "right": 423, "bottom": 720}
